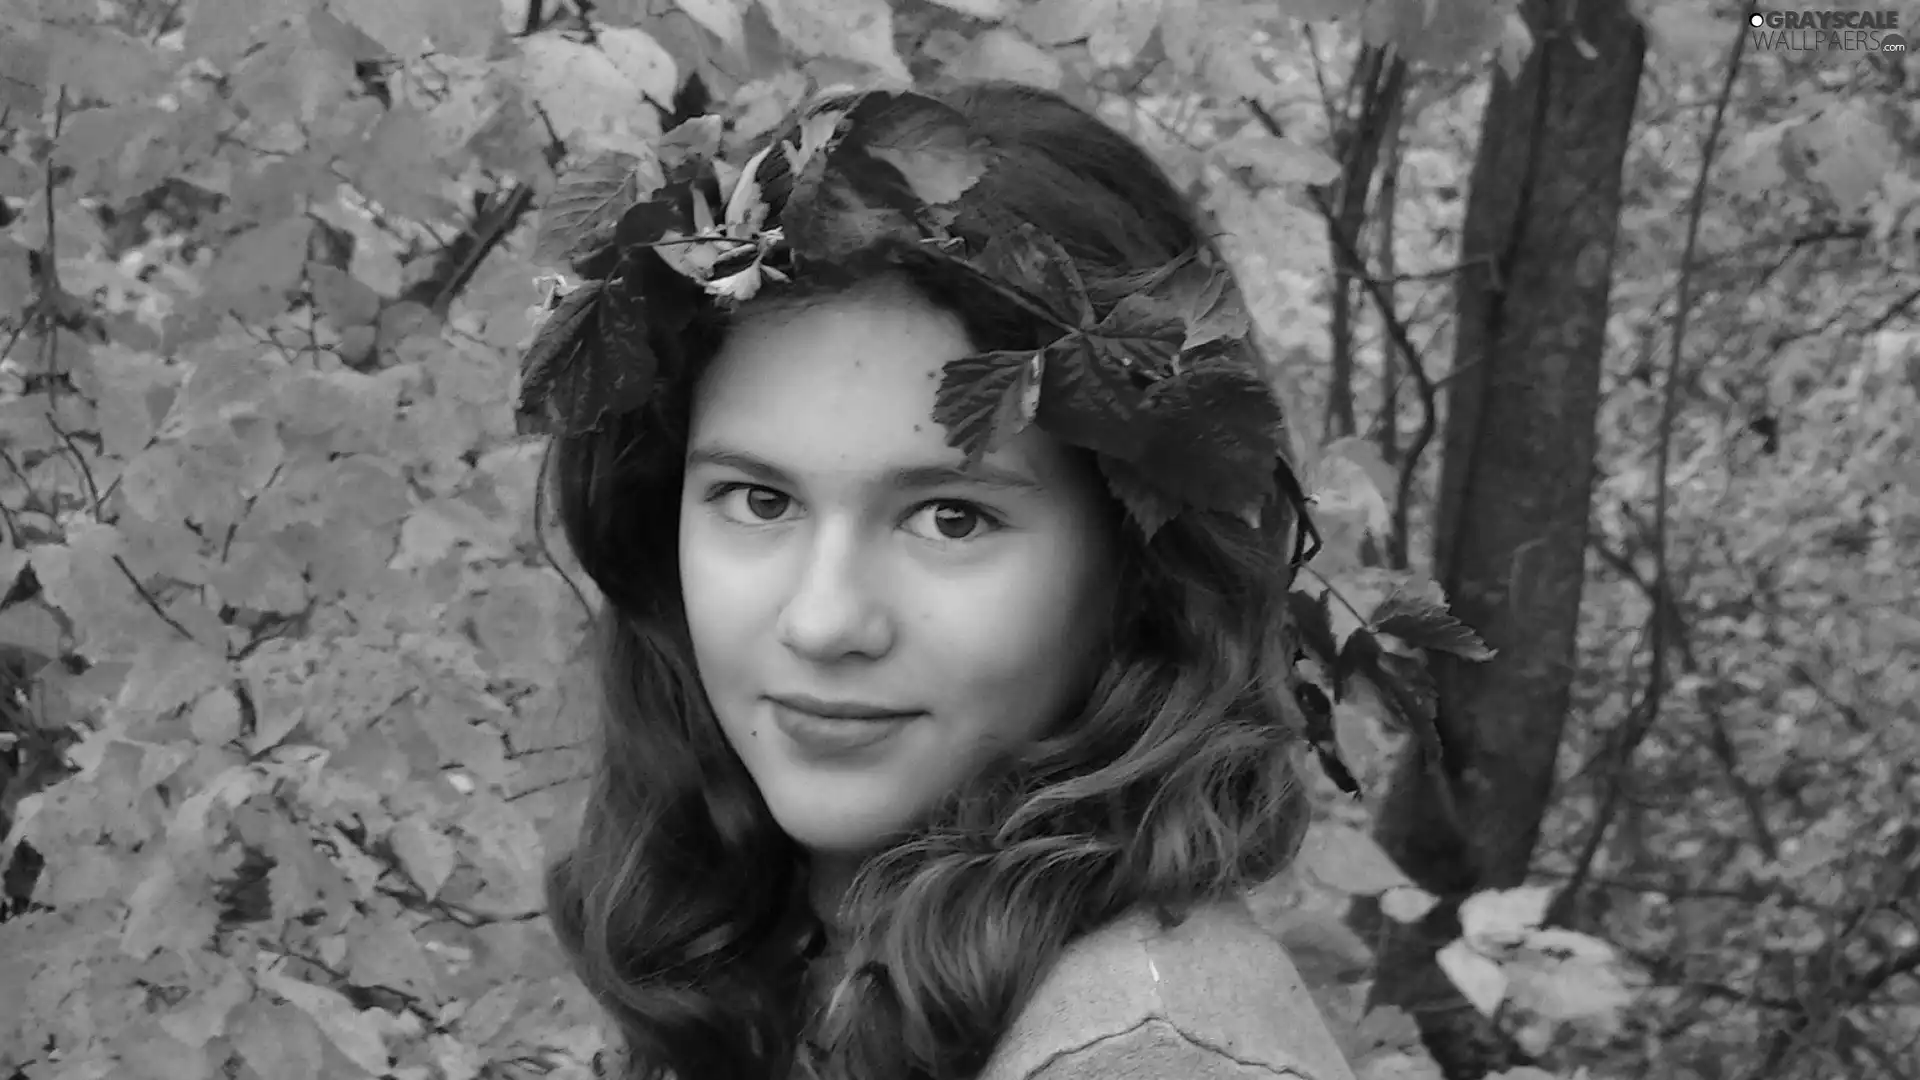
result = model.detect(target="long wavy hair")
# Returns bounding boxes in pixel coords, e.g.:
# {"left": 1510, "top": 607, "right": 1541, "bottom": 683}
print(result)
{"left": 541, "top": 82, "right": 1315, "bottom": 1080}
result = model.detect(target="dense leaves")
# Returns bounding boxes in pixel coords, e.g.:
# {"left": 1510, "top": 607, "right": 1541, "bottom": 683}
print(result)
{"left": 3, "top": 1, "right": 1911, "bottom": 1079}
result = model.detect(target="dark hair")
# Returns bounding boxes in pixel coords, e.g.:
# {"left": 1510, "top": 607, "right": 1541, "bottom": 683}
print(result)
{"left": 541, "top": 82, "right": 1313, "bottom": 1080}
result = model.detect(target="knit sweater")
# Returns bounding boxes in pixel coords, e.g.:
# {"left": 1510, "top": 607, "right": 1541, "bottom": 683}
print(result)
{"left": 973, "top": 897, "right": 1356, "bottom": 1080}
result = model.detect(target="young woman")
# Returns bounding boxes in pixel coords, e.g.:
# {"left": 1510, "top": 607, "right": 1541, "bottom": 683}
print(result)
{"left": 531, "top": 82, "right": 1357, "bottom": 1080}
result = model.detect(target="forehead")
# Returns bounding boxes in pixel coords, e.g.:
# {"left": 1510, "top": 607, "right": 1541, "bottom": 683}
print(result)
{"left": 689, "top": 281, "right": 1069, "bottom": 485}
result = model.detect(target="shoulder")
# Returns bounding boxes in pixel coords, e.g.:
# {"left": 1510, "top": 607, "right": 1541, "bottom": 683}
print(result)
{"left": 975, "top": 897, "right": 1357, "bottom": 1080}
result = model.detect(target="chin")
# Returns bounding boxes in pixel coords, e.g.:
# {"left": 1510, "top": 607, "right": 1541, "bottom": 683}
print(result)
{"left": 770, "top": 801, "right": 913, "bottom": 856}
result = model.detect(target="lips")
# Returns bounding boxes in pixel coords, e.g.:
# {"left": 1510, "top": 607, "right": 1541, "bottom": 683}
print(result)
{"left": 767, "top": 694, "right": 922, "bottom": 721}
{"left": 766, "top": 695, "right": 924, "bottom": 755}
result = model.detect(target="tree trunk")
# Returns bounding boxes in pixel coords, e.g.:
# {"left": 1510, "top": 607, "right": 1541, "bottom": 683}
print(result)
{"left": 1362, "top": 1, "right": 1646, "bottom": 1076}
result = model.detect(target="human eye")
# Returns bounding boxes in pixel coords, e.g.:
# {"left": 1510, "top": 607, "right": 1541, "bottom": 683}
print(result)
{"left": 705, "top": 481, "right": 796, "bottom": 525}
{"left": 903, "top": 499, "right": 1004, "bottom": 544}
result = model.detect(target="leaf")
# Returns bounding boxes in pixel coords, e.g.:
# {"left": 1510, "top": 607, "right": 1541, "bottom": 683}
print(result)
{"left": 1358, "top": 1051, "right": 1445, "bottom": 1080}
{"left": 43, "top": 23, "right": 168, "bottom": 104}
{"left": 121, "top": 857, "right": 219, "bottom": 959}
{"left": 1369, "top": 589, "right": 1495, "bottom": 661}
{"left": 1017, "top": 0, "right": 1115, "bottom": 44}
{"left": 757, "top": 0, "right": 909, "bottom": 81}
{"left": 595, "top": 25, "right": 680, "bottom": 106}
{"left": 1130, "top": 354, "right": 1284, "bottom": 516}
{"left": 332, "top": 0, "right": 437, "bottom": 58}
{"left": 1379, "top": 884, "right": 1440, "bottom": 924}
{"left": 391, "top": 816, "right": 458, "bottom": 900}
{"left": 844, "top": 91, "right": 993, "bottom": 207}
{"left": 254, "top": 954, "right": 395, "bottom": 1075}
{"left": 515, "top": 280, "right": 605, "bottom": 430}
{"left": 1295, "top": 821, "right": 1416, "bottom": 895}
{"left": 1098, "top": 455, "right": 1181, "bottom": 542}
{"left": 1088, "top": 0, "right": 1163, "bottom": 67}
{"left": 673, "top": 0, "right": 747, "bottom": 48}
{"left": 534, "top": 151, "right": 668, "bottom": 269}
{"left": 1215, "top": 129, "right": 1342, "bottom": 187}
{"left": 518, "top": 34, "right": 662, "bottom": 153}
{"left": 1035, "top": 335, "right": 1150, "bottom": 463}
{"left": 1502, "top": 929, "right": 1637, "bottom": 1026}
{"left": 1459, "top": 885, "right": 1555, "bottom": 950}
{"left": 1090, "top": 292, "right": 1182, "bottom": 374}
{"left": 925, "top": 0, "right": 1013, "bottom": 15}
{"left": 940, "top": 27, "right": 1063, "bottom": 88}
{"left": 933, "top": 350, "right": 1045, "bottom": 460}
{"left": 233, "top": 1000, "right": 327, "bottom": 1080}
{"left": 969, "top": 222, "right": 1094, "bottom": 326}
{"left": 306, "top": 262, "right": 382, "bottom": 328}
{"left": 1436, "top": 938, "right": 1509, "bottom": 1017}
{"left": 204, "top": 216, "right": 314, "bottom": 314}
{"left": 1267, "top": 908, "right": 1374, "bottom": 986}
{"left": 1158, "top": 0, "right": 1279, "bottom": 101}
{"left": 157, "top": 956, "right": 254, "bottom": 1049}
{"left": 0, "top": 235, "right": 30, "bottom": 314}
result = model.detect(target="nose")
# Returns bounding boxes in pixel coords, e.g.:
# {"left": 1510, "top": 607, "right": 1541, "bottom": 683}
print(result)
{"left": 776, "top": 524, "right": 895, "bottom": 662}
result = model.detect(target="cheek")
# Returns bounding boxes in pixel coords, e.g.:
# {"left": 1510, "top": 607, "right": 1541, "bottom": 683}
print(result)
{"left": 679, "top": 522, "right": 771, "bottom": 684}
{"left": 926, "top": 542, "right": 1111, "bottom": 737}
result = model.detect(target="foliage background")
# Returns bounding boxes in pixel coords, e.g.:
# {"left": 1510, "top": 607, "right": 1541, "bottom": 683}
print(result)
{"left": 0, "top": 0, "right": 1914, "bottom": 1078}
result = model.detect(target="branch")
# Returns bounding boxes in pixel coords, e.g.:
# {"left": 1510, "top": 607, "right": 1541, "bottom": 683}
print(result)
{"left": 1246, "top": 98, "right": 1439, "bottom": 573}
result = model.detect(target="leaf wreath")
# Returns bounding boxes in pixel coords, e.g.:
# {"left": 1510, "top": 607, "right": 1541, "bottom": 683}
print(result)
{"left": 516, "top": 87, "right": 1319, "bottom": 556}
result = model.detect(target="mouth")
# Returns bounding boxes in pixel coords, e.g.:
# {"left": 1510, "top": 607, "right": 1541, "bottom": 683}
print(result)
{"left": 766, "top": 694, "right": 924, "bottom": 721}
{"left": 765, "top": 696, "right": 925, "bottom": 756}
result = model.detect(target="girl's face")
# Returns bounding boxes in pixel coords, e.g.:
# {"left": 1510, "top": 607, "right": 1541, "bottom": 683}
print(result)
{"left": 679, "top": 279, "right": 1117, "bottom": 858}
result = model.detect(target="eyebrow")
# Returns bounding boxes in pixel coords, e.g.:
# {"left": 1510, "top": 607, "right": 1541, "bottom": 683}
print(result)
{"left": 685, "top": 445, "right": 1049, "bottom": 496}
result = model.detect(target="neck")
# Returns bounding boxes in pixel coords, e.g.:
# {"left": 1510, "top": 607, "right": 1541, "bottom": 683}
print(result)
{"left": 808, "top": 850, "right": 863, "bottom": 944}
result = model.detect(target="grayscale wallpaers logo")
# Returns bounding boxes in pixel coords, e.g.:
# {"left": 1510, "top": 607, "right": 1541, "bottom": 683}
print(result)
{"left": 1748, "top": 9, "right": 1905, "bottom": 52}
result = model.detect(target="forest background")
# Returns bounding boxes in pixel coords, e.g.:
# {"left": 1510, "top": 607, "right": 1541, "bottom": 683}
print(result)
{"left": 0, "top": 0, "right": 1914, "bottom": 1078}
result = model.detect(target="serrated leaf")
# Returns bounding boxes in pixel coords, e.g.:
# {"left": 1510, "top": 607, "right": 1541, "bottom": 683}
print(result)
{"left": 1296, "top": 821, "right": 1416, "bottom": 895}
{"left": 515, "top": 280, "right": 604, "bottom": 427}
{"left": 968, "top": 222, "right": 1094, "bottom": 326}
{"left": 1369, "top": 590, "right": 1495, "bottom": 661}
{"left": 933, "top": 350, "right": 1043, "bottom": 460}
{"left": 1097, "top": 455, "right": 1180, "bottom": 542}
{"left": 1129, "top": 354, "right": 1283, "bottom": 516}
{"left": 534, "top": 152, "right": 667, "bottom": 269}
{"left": 1436, "top": 938, "right": 1508, "bottom": 1017}
{"left": 1035, "top": 335, "right": 1149, "bottom": 462}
